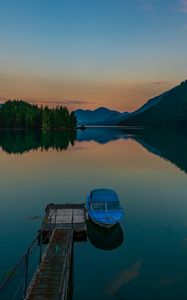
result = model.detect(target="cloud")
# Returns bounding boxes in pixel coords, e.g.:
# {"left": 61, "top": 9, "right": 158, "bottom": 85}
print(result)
{"left": 0, "top": 97, "right": 96, "bottom": 107}
{"left": 138, "top": 0, "right": 154, "bottom": 12}
{"left": 139, "top": 80, "right": 171, "bottom": 89}
{"left": 29, "top": 99, "right": 93, "bottom": 106}
{"left": 182, "top": 24, "right": 187, "bottom": 32}
{"left": 171, "top": 0, "right": 187, "bottom": 13}
{"left": 108, "top": 259, "right": 143, "bottom": 295}
{"left": 179, "top": 0, "right": 187, "bottom": 12}
{"left": 152, "top": 81, "right": 170, "bottom": 85}
{"left": 160, "top": 274, "right": 184, "bottom": 286}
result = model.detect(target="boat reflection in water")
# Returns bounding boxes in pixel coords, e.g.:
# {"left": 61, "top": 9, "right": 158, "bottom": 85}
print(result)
{"left": 87, "top": 221, "right": 124, "bottom": 251}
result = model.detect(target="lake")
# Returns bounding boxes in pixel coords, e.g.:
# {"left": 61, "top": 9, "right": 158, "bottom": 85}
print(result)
{"left": 0, "top": 127, "right": 187, "bottom": 300}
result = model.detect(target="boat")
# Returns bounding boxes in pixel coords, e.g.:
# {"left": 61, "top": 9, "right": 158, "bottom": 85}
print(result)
{"left": 86, "top": 188, "right": 123, "bottom": 228}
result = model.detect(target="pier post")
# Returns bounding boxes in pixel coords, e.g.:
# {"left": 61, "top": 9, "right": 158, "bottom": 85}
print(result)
{"left": 24, "top": 248, "right": 30, "bottom": 298}
{"left": 39, "top": 232, "right": 42, "bottom": 264}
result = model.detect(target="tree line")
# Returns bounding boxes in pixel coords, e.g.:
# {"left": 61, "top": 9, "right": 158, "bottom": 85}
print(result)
{"left": 0, "top": 100, "right": 77, "bottom": 129}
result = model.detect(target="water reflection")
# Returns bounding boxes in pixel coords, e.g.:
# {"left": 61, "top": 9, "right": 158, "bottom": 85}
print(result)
{"left": 77, "top": 127, "right": 187, "bottom": 174}
{"left": 135, "top": 129, "right": 187, "bottom": 174}
{"left": 0, "top": 127, "right": 187, "bottom": 175}
{"left": 76, "top": 127, "right": 140, "bottom": 144}
{"left": 108, "top": 259, "right": 143, "bottom": 294}
{"left": 0, "top": 130, "right": 76, "bottom": 154}
{"left": 0, "top": 127, "right": 187, "bottom": 300}
{"left": 87, "top": 221, "right": 124, "bottom": 250}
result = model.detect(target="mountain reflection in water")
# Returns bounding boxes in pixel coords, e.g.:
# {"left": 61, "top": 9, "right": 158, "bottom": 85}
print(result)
{"left": 134, "top": 129, "right": 187, "bottom": 174}
{"left": 77, "top": 127, "right": 187, "bottom": 174}
{"left": 0, "top": 127, "right": 187, "bottom": 175}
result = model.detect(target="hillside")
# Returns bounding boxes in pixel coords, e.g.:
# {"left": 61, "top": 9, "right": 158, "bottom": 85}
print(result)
{"left": 100, "top": 111, "right": 129, "bottom": 125}
{"left": 118, "top": 80, "right": 187, "bottom": 127}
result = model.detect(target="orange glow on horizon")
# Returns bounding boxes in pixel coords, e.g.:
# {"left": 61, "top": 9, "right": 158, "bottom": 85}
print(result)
{"left": 0, "top": 73, "right": 177, "bottom": 112}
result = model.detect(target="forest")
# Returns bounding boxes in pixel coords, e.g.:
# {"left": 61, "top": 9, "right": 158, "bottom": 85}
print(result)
{"left": 0, "top": 100, "right": 77, "bottom": 129}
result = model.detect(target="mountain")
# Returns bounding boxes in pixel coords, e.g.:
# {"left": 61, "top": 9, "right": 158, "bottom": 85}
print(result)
{"left": 116, "top": 89, "right": 172, "bottom": 125}
{"left": 75, "top": 87, "right": 170, "bottom": 126}
{"left": 101, "top": 111, "right": 129, "bottom": 125}
{"left": 75, "top": 107, "right": 129, "bottom": 125}
{"left": 129, "top": 91, "right": 168, "bottom": 116}
{"left": 118, "top": 80, "right": 187, "bottom": 127}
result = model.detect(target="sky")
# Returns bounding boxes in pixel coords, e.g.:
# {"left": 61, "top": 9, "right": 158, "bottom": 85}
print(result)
{"left": 0, "top": 0, "right": 187, "bottom": 111}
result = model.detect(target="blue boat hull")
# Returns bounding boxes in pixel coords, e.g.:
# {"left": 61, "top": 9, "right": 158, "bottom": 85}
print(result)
{"left": 89, "top": 216, "right": 118, "bottom": 229}
{"left": 86, "top": 194, "right": 123, "bottom": 228}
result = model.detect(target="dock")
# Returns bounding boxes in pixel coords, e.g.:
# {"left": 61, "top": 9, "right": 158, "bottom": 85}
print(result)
{"left": 27, "top": 203, "right": 87, "bottom": 300}
{"left": 26, "top": 229, "right": 73, "bottom": 300}
{"left": 0, "top": 203, "right": 87, "bottom": 300}
{"left": 41, "top": 203, "right": 87, "bottom": 240}
{"left": 27, "top": 203, "right": 87, "bottom": 299}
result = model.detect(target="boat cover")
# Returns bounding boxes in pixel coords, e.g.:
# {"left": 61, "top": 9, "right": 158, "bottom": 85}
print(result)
{"left": 90, "top": 189, "right": 119, "bottom": 203}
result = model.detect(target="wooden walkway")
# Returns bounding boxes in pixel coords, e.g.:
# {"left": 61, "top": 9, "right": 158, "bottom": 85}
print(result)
{"left": 26, "top": 203, "right": 87, "bottom": 300}
{"left": 26, "top": 229, "right": 73, "bottom": 300}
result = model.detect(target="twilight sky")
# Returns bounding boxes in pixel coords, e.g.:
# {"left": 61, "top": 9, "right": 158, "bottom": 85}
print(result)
{"left": 0, "top": 0, "right": 187, "bottom": 111}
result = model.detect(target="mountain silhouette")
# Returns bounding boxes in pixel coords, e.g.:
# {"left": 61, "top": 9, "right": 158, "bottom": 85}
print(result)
{"left": 75, "top": 107, "right": 129, "bottom": 125}
{"left": 118, "top": 80, "right": 187, "bottom": 127}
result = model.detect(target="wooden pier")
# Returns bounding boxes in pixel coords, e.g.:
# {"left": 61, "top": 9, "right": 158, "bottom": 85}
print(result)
{"left": 26, "top": 229, "right": 73, "bottom": 300}
{"left": 26, "top": 203, "right": 87, "bottom": 300}
{"left": 41, "top": 203, "right": 87, "bottom": 238}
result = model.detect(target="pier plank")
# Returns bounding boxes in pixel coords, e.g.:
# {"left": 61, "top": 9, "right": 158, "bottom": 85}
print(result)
{"left": 41, "top": 203, "right": 87, "bottom": 232}
{"left": 26, "top": 203, "right": 87, "bottom": 300}
{"left": 26, "top": 229, "right": 73, "bottom": 300}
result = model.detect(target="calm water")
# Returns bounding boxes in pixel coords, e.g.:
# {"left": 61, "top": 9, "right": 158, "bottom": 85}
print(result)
{"left": 0, "top": 128, "right": 187, "bottom": 300}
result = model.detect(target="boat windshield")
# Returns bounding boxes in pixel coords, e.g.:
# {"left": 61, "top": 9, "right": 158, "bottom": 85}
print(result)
{"left": 107, "top": 202, "right": 120, "bottom": 210}
{"left": 92, "top": 202, "right": 105, "bottom": 211}
{"left": 91, "top": 201, "right": 120, "bottom": 211}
